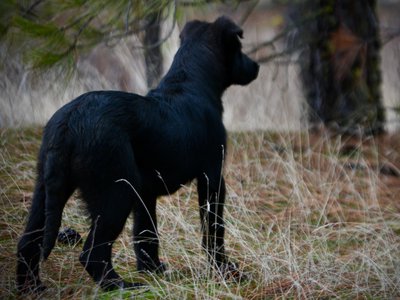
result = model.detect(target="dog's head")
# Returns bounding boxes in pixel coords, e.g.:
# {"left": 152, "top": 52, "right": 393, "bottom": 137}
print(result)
{"left": 180, "top": 16, "right": 259, "bottom": 86}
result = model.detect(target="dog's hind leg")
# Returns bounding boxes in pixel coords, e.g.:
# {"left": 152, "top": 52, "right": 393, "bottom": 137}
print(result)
{"left": 79, "top": 181, "right": 139, "bottom": 291}
{"left": 16, "top": 180, "right": 47, "bottom": 294}
{"left": 41, "top": 152, "right": 75, "bottom": 259}
{"left": 133, "top": 193, "right": 164, "bottom": 273}
{"left": 17, "top": 151, "right": 74, "bottom": 293}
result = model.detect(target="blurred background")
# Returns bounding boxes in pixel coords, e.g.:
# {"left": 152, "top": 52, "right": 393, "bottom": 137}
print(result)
{"left": 1, "top": 0, "right": 399, "bottom": 134}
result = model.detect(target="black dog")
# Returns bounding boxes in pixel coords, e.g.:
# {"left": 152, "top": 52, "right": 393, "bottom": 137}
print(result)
{"left": 16, "top": 16, "right": 259, "bottom": 292}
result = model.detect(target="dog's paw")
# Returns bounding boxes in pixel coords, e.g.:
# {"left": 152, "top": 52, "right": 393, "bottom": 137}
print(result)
{"left": 217, "top": 262, "right": 247, "bottom": 282}
{"left": 17, "top": 280, "right": 47, "bottom": 295}
{"left": 101, "top": 279, "right": 146, "bottom": 291}
{"left": 155, "top": 261, "right": 167, "bottom": 274}
{"left": 138, "top": 261, "right": 167, "bottom": 274}
{"left": 57, "top": 227, "right": 82, "bottom": 246}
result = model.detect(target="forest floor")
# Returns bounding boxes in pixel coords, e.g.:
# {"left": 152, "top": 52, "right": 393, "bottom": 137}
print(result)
{"left": 1, "top": 127, "right": 400, "bottom": 299}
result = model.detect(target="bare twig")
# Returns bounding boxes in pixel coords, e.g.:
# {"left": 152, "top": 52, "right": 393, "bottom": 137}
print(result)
{"left": 382, "top": 28, "right": 400, "bottom": 45}
{"left": 247, "top": 29, "right": 289, "bottom": 55}
{"left": 21, "top": 0, "right": 44, "bottom": 17}
{"left": 238, "top": 0, "right": 260, "bottom": 26}
{"left": 101, "top": 0, "right": 178, "bottom": 50}
{"left": 247, "top": 8, "right": 328, "bottom": 56}
{"left": 255, "top": 43, "right": 305, "bottom": 64}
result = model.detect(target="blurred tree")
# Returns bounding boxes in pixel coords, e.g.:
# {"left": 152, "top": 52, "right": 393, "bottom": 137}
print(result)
{"left": 294, "top": 0, "right": 384, "bottom": 135}
{"left": 0, "top": 0, "right": 174, "bottom": 88}
{"left": 143, "top": 10, "right": 163, "bottom": 89}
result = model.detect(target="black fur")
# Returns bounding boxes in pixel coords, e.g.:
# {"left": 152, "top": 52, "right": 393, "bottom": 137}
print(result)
{"left": 16, "top": 16, "right": 259, "bottom": 292}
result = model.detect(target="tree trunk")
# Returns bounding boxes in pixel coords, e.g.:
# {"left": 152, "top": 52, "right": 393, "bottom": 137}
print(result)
{"left": 297, "top": 0, "right": 384, "bottom": 135}
{"left": 143, "top": 12, "right": 163, "bottom": 89}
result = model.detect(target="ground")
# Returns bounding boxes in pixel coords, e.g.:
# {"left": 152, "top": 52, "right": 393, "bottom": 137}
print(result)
{"left": 1, "top": 127, "right": 400, "bottom": 299}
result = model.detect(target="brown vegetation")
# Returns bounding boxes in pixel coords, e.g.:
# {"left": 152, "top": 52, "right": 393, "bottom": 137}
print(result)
{"left": 1, "top": 128, "right": 400, "bottom": 298}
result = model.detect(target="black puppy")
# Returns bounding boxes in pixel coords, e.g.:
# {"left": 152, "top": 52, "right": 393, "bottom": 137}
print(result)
{"left": 16, "top": 16, "right": 259, "bottom": 292}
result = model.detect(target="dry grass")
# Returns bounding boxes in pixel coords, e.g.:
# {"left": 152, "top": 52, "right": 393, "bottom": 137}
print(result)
{"left": 1, "top": 127, "right": 400, "bottom": 299}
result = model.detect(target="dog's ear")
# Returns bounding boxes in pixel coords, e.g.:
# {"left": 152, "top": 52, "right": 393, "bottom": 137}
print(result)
{"left": 179, "top": 20, "right": 205, "bottom": 43}
{"left": 212, "top": 16, "right": 243, "bottom": 47}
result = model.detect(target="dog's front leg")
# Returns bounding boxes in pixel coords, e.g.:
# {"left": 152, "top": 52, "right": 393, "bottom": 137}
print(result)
{"left": 197, "top": 174, "right": 227, "bottom": 267}
{"left": 197, "top": 174, "right": 245, "bottom": 281}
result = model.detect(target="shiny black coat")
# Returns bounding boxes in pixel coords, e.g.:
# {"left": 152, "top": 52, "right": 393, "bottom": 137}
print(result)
{"left": 17, "top": 16, "right": 259, "bottom": 292}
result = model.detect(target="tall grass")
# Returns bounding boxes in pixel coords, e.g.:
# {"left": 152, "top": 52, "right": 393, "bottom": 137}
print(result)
{"left": 1, "top": 128, "right": 399, "bottom": 299}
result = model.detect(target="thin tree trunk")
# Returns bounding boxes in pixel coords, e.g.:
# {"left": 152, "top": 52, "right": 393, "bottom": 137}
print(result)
{"left": 143, "top": 12, "right": 163, "bottom": 89}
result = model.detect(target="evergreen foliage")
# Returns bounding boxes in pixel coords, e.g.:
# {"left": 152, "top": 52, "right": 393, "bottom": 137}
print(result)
{"left": 1, "top": 0, "right": 173, "bottom": 69}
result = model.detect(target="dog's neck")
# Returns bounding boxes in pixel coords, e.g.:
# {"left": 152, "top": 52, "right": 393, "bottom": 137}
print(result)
{"left": 147, "top": 44, "right": 228, "bottom": 115}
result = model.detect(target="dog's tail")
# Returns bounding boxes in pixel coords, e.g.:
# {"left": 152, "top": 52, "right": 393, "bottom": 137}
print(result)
{"left": 41, "top": 151, "right": 71, "bottom": 260}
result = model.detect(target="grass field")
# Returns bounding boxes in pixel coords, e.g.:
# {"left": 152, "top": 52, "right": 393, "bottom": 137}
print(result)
{"left": 1, "top": 127, "right": 400, "bottom": 299}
